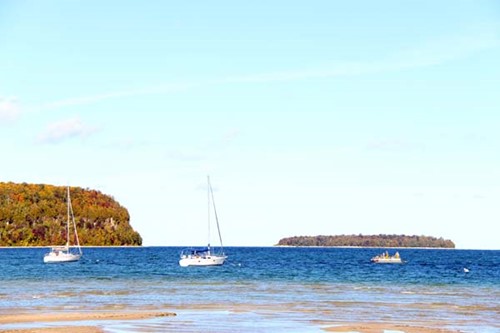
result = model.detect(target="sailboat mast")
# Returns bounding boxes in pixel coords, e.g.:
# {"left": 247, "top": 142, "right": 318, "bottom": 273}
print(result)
{"left": 207, "top": 175, "right": 211, "bottom": 253}
{"left": 68, "top": 187, "right": 82, "bottom": 255}
{"left": 66, "top": 187, "right": 70, "bottom": 248}
{"left": 208, "top": 177, "right": 224, "bottom": 255}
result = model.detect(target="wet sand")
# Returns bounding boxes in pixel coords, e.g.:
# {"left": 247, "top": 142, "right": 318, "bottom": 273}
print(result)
{"left": 0, "top": 312, "right": 176, "bottom": 333}
{"left": 323, "top": 322, "right": 461, "bottom": 333}
{"left": 0, "top": 327, "right": 103, "bottom": 333}
{"left": 0, "top": 311, "right": 465, "bottom": 333}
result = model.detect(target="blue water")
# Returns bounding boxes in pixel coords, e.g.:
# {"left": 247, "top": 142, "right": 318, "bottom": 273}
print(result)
{"left": 0, "top": 247, "right": 498, "bottom": 332}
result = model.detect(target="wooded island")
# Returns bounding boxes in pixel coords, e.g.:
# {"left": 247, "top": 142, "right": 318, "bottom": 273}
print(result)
{"left": 0, "top": 182, "right": 142, "bottom": 246}
{"left": 277, "top": 234, "right": 455, "bottom": 248}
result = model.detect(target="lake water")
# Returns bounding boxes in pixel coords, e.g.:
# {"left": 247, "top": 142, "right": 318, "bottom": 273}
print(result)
{"left": 0, "top": 247, "right": 498, "bottom": 332}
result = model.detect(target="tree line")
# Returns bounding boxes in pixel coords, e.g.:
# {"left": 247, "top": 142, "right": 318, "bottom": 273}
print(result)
{"left": 0, "top": 182, "right": 142, "bottom": 246}
{"left": 276, "top": 234, "right": 455, "bottom": 248}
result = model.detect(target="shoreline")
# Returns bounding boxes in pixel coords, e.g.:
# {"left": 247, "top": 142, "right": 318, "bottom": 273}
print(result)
{"left": 0, "top": 311, "right": 466, "bottom": 333}
{"left": 273, "top": 245, "right": 457, "bottom": 249}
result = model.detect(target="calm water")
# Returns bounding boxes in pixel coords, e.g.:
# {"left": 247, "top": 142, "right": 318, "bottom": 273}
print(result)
{"left": 0, "top": 247, "right": 498, "bottom": 332}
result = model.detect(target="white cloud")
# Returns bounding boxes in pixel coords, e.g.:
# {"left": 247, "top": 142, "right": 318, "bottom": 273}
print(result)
{"left": 37, "top": 117, "right": 99, "bottom": 144}
{"left": 0, "top": 96, "right": 22, "bottom": 123}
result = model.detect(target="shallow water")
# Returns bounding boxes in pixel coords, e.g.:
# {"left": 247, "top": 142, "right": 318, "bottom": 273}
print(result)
{"left": 0, "top": 247, "right": 498, "bottom": 332}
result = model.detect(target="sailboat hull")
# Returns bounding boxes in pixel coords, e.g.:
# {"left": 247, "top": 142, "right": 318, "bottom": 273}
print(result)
{"left": 43, "top": 251, "right": 81, "bottom": 263}
{"left": 179, "top": 255, "right": 227, "bottom": 267}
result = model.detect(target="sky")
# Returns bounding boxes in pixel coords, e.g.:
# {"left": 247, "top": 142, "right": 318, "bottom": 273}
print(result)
{"left": 1, "top": 1, "right": 499, "bottom": 250}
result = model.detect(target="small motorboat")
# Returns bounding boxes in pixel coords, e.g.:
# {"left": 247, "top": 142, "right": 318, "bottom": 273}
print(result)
{"left": 371, "top": 251, "right": 402, "bottom": 264}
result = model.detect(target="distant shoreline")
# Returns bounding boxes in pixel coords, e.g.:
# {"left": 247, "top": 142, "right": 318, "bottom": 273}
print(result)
{"left": 1, "top": 245, "right": 497, "bottom": 250}
{"left": 273, "top": 245, "right": 457, "bottom": 249}
{"left": 277, "top": 234, "right": 456, "bottom": 248}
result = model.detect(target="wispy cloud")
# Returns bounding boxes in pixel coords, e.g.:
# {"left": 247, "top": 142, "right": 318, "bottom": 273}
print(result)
{"left": 366, "top": 138, "right": 423, "bottom": 152}
{"left": 0, "top": 96, "right": 22, "bottom": 123}
{"left": 37, "top": 117, "right": 100, "bottom": 144}
{"left": 166, "top": 150, "right": 206, "bottom": 162}
{"left": 166, "top": 128, "right": 241, "bottom": 163}
{"left": 222, "top": 128, "right": 241, "bottom": 143}
{"left": 226, "top": 31, "right": 499, "bottom": 84}
{"left": 388, "top": 31, "right": 499, "bottom": 70}
{"left": 37, "top": 83, "right": 197, "bottom": 111}
{"left": 23, "top": 30, "right": 499, "bottom": 112}
{"left": 105, "top": 138, "right": 151, "bottom": 151}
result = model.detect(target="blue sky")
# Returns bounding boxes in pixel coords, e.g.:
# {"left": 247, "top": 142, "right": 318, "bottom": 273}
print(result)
{"left": 1, "top": 1, "right": 499, "bottom": 249}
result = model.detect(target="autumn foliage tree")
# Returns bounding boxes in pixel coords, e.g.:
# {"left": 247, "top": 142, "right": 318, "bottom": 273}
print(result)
{"left": 0, "top": 182, "right": 142, "bottom": 246}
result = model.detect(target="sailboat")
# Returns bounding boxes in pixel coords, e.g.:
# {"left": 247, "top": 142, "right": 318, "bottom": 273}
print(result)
{"left": 43, "top": 186, "right": 82, "bottom": 263}
{"left": 179, "top": 176, "right": 227, "bottom": 267}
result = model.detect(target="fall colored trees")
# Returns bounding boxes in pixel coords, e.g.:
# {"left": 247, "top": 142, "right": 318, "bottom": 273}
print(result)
{"left": 0, "top": 182, "right": 142, "bottom": 246}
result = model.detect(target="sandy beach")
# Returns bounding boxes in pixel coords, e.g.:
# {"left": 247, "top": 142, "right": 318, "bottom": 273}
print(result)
{"left": 0, "top": 327, "right": 102, "bottom": 333}
{"left": 0, "top": 311, "right": 176, "bottom": 333}
{"left": 323, "top": 322, "right": 462, "bottom": 333}
{"left": 0, "top": 311, "right": 466, "bottom": 333}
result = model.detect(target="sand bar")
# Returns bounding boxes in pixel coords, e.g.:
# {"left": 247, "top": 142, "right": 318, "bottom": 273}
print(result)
{"left": 0, "top": 326, "right": 103, "bottom": 333}
{"left": 323, "top": 322, "right": 462, "bottom": 333}
{"left": 0, "top": 311, "right": 175, "bottom": 324}
{"left": 0, "top": 311, "right": 176, "bottom": 333}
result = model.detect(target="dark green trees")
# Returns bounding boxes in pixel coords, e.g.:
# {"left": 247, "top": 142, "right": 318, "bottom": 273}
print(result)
{"left": 276, "top": 234, "right": 455, "bottom": 248}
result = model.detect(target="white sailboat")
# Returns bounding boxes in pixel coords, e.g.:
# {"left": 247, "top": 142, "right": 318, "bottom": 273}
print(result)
{"left": 179, "top": 176, "right": 227, "bottom": 267}
{"left": 44, "top": 186, "right": 82, "bottom": 263}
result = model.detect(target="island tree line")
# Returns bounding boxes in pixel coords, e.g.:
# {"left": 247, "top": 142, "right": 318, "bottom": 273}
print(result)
{"left": 277, "top": 234, "right": 455, "bottom": 248}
